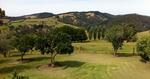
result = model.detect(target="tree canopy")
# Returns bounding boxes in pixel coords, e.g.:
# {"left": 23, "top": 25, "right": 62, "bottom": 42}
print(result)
{"left": 13, "top": 34, "right": 35, "bottom": 61}
{"left": 137, "top": 36, "right": 150, "bottom": 62}
{"left": 35, "top": 28, "right": 74, "bottom": 66}
{"left": 105, "top": 25, "right": 124, "bottom": 55}
{"left": 57, "top": 25, "right": 87, "bottom": 42}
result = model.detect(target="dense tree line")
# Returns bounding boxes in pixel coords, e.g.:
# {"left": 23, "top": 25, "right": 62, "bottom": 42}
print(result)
{"left": 57, "top": 25, "right": 87, "bottom": 42}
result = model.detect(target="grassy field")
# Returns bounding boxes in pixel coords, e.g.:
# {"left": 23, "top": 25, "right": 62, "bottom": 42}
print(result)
{"left": 0, "top": 40, "right": 150, "bottom": 79}
{"left": 1, "top": 53, "right": 150, "bottom": 79}
{"left": 73, "top": 40, "right": 136, "bottom": 55}
{"left": 2, "top": 17, "right": 77, "bottom": 28}
{"left": 0, "top": 17, "right": 78, "bottom": 31}
{"left": 137, "top": 30, "right": 150, "bottom": 39}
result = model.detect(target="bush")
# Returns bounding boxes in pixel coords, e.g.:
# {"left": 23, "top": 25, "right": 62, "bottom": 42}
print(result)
{"left": 57, "top": 25, "right": 87, "bottom": 42}
{"left": 5, "top": 70, "right": 29, "bottom": 79}
{"left": 137, "top": 36, "right": 150, "bottom": 62}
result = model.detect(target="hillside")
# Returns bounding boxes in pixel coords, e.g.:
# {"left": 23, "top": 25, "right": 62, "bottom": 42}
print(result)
{"left": 55, "top": 11, "right": 114, "bottom": 27}
{"left": 2, "top": 11, "right": 150, "bottom": 32}
{"left": 5, "top": 12, "right": 55, "bottom": 21}
{"left": 137, "top": 30, "right": 150, "bottom": 39}
{"left": 24, "top": 12, "right": 54, "bottom": 18}
{"left": 107, "top": 14, "right": 150, "bottom": 31}
{"left": 8, "top": 17, "right": 77, "bottom": 28}
{"left": 55, "top": 12, "right": 150, "bottom": 32}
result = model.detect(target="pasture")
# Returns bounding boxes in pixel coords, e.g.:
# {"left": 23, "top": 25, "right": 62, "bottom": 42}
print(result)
{"left": 0, "top": 40, "right": 150, "bottom": 79}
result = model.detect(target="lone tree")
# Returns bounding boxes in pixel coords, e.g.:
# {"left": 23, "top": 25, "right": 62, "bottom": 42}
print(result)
{"left": 105, "top": 25, "right": 124, "bottom": 55}
{"left": 0, "top": 39, "right": 11, "bottom": 57}
{"left": 13, "top": 34, "right": 35, "bottom": 61}
{"left": 0, "top": 8, "right": 5, "bottom": 25}
{"left": 35, "top": 29, "right": 74, "bottom": 67}
{"left": 0, "top": 8, "right": 5, "bottom": 17}
{"left": 0, "top": 30, "right": 13, "bottom": 57}
{"left": 137, "top": 36, "right": 150, "bottom": 63}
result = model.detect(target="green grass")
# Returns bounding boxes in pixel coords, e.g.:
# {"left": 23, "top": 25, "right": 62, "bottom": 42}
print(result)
{"left": 1, "top": 53, "right": 150, "bottom": 79}
{"left": 0, "top": 17, "right": 78, "bottom": 31}
{"left": 1, "top": 40, "right": 150, "bottom": 79}
{"left": 0, "top": 31, "right": 150, "bottom": 79}
{"left": 137, "top": 31, "right": 150, "bottom": 39}
{"left": 73, "top": 40, "right": 136, "bottom": 54}
{"left": 8, "top": 17, "right": 77, "bottom": 28}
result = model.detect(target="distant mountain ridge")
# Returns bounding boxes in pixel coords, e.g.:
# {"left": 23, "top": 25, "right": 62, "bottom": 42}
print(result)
{"left": 5, "top": 11, "right": 150, "bottom": 31}
{"left": 23, "top": 12, "right": 54, "bottom": 18}
{"left": 107, "top": 14, "right": 150, "bottom": 31}
{"left": 55, "top": 11, "right": 114, "bottom": 27}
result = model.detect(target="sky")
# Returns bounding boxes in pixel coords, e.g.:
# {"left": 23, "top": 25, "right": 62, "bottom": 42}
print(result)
{"left": 0, "top": 0, "right": 150, "bottom": 16}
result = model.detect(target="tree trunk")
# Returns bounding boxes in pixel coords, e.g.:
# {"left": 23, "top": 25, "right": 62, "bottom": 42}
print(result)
{"left": 41, "top": 51, "right": 45, "bottom": 55}
{"left": 133, "top": 47, "right": 135, "bottom": 56}
{"left": 3, "top": 52, "right": 7, "bottom": 58}
{"left": 50, "top": 52, "right": 57, "bottom": 67}
{"left": 21, "top": 54, "right": 24, "bottom": 62}
{"left": 114, "top": 49, "right": 117, "bottom": 56}
{"left": 50, "top": 53, "right": 54, "bottom": 67}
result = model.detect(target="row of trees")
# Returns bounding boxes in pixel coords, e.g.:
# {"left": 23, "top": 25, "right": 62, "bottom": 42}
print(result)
{"left": 13, "top": 28, "right": 74, "bottom": 66}
{"left": 57, "top": 25, "right": 87, "bottom": 42}
{"left": 86, "top": 24, "right": 137, "bottom": 41}
{"left": 86, "top": 26, "right": 105, "bottom": 40}
{"left": 0, "top": 25, "right": 87, "bottom": 66}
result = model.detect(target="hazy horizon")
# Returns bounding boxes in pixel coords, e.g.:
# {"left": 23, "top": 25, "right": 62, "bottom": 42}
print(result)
{"left": 1, "top": 0, "right": 150, "bottom": 16}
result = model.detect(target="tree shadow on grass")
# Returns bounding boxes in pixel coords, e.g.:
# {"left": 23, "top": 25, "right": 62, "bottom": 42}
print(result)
{"left": 0, "top": 59, "right": 10, "bottom": 64}
{"left": 0, "top": 65, "right": 32, "bottom": 74}
{"left": 115, "top": 53, "right": 137, "bottom": 57}
{"left": 55, "top": 61, "right": 85, "bottom": 69}
{"left": 0, "top": 57, "right": 50, "bottom": 74}
{"left": 17, "top": 56, "right": 50, "bottom": 63}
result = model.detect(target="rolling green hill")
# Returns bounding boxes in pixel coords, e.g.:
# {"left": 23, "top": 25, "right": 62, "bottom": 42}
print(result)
{"left": 55, "top": 11, "right": 114, "bottom": 27}
{"left": 1, "top": 11, "right": 150, "bottom": 32}
{"left": 1, "top": 17, "right": 78, "bottom": 29}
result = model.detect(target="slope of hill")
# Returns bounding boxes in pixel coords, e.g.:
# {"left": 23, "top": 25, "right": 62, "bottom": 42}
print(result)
{"left": 23, "top": 12, "right": 55, "bottom": 18}
{"left": 8, "top": 17, "right": 77, "bottom": 28}
{"left": 2, "top": 11, "right": 150, "bottom": 32}
{"left": 5, "top": 12, "right": 55, "bottom": 21}
{"left": 137, "top": 31, "right": 150, "bottom": 39}
{"left": 54, "top": 12, "right": 150, "bottom": 31}
{"left": 107, "top": 14, "right": 150, "bottom": 31}
{"left": 55, "top": 11, "right": 114, "bottom": 27}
